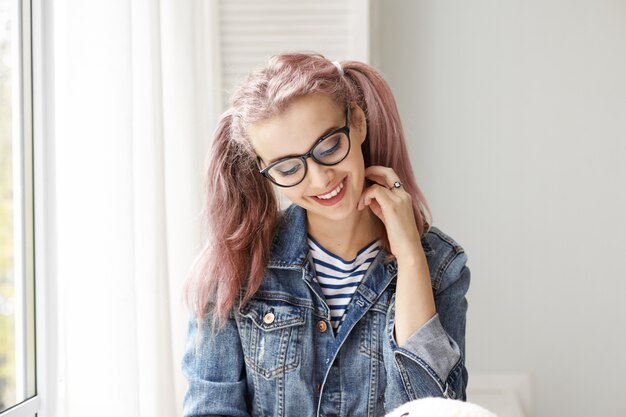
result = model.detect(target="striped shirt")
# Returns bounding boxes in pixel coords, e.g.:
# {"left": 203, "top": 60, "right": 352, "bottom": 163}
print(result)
{"left": 308, "top": 235, "right": 381, "bottom": 332}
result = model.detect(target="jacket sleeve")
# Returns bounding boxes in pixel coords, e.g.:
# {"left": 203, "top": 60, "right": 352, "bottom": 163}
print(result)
{"left": 181, "top": 310, "right": 250, "bottom": 417}
{"left": 382, "top": 250, "right": 470, "bottom": 407}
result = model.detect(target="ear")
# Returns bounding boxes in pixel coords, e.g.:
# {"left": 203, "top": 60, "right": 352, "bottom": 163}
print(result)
{"left": 350, "top": 103, "right": 367, "bottom": 145}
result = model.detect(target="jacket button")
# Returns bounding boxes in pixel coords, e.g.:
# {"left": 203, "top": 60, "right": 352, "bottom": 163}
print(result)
{"left": 316, "top": 383, "right": 321, "bottom": 392}
{"left": 316, "top": 320, "right": 328, "bottom": 333}
{"left": 263, "top": 312, "right": 275, "bottom": 324}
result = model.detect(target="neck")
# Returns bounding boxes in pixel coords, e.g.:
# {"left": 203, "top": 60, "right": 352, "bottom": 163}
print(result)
{"left": 306, "top": 208, "right": 381, "bottom": 260}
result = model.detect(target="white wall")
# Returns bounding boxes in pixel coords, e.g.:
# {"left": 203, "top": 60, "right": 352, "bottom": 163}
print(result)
{"left": 376, "top": 1, "right": 626, "bottom": 416}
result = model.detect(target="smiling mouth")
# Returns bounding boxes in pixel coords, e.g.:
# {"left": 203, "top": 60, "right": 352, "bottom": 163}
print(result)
{"left": 315, "top": 179, "right": 345, "bottom": 200}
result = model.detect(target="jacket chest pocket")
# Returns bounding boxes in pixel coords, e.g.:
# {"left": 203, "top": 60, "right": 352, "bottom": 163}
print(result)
{"left": 238, "top": 299, "right": 306, "bottom": 380}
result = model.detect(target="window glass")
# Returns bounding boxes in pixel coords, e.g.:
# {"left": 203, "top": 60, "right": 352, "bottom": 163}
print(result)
{"left": 0, "top": 0, "right": 36, "bottom": 412}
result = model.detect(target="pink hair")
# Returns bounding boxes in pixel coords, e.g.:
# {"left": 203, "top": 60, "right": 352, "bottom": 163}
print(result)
{"left": 185, "top": 52, "right": 431, "bottom": 324}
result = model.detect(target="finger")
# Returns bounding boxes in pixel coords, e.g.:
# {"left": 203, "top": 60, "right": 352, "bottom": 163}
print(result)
{"left": 366, "top": 173, "right": 404, "bottom": 194}
{"left": 361, "top": 183, "right": 399, "bottom": 210}
{"left": 364, "top": 166, "right": 402, "bottom": 189}
{"left": 364, "top": 166, "right": 395, "bottom": 184}
{"left": 367, "top": 199, "right": 384, "bottom": 221}
{"left": 364, "top": 173, "right": 388, "bottom": 188}
{"left": 361, "top": 183, "right": 414, "bottom": 227}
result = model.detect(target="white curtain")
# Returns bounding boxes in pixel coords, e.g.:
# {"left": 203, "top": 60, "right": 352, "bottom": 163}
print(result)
{"left": 50, "top": 1, "right": 218, "bottom": 416}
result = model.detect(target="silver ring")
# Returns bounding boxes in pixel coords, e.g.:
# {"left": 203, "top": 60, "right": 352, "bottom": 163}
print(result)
{"left": 392, "top": 181, "right": 402, "bottom": 189}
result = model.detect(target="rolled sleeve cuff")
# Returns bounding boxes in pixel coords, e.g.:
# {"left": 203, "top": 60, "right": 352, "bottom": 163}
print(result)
{"left": 396, "top": 313, "right": 462, "bottom": 382}
{"left": 182, "top": 379, "right": 249, "bottom": 417}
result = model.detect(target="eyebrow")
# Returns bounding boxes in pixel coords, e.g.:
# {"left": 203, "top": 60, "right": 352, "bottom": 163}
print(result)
{"left": 265, "top": 122, "right": 344, "bottom": 165}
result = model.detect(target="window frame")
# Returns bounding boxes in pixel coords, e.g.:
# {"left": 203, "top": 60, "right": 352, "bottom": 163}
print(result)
{"left": 0, "top": 0, "right": 40, "bottom": 416}
{"left": 32, "top": 0, "right": 55, "bottom": 414}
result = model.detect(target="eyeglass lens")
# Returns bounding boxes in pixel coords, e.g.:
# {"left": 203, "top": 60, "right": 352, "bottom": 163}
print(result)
{"left": 266, "top": 132, "right": 350, "bottom": 186}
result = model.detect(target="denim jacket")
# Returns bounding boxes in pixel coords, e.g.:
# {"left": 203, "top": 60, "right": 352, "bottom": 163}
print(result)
{"left": 182, "top": 204, "right": 469, "bottom": 417}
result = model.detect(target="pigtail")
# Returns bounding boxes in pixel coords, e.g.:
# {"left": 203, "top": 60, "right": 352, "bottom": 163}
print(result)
{"left": 184, "top": 110, "right": 278, "bottom": 326}
{"left": 185, "top": 52, "right": 430, "bottom": 324}
{"left": 342, "top": 61, "right": 432, "bottom": 236}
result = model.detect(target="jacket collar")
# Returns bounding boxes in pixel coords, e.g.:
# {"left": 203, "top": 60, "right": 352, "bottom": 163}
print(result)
{"left": 268, "top": 204, "right": 310, "bottom": 268}
{"left": 268, "top": 204, "right": 435, "bottom": 266}
{"left": 267, "top": 204, "right": 399, "bottom": 273}
{"left": 268, "top": 205, "right": 398, "bottom": 311}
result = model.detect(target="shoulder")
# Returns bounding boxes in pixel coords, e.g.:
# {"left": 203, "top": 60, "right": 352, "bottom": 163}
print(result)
{"left": 274, "top": 204, "right": 306, "bottom": 237}
{"left": 268, "top": 204, "right": 309, "bottom": 267}
{"left": 421, "top": 226, "right": 468, "bottom": 292}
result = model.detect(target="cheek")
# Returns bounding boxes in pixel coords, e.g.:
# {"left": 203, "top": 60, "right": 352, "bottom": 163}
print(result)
{"left": 349, "top": 148, "right": 366, "bottom": 175}
{"left": 276, "top": 185, "right": 304, "bottom": 204}
{"left": 278, "top": 190, "right": 296, "bottom": 203}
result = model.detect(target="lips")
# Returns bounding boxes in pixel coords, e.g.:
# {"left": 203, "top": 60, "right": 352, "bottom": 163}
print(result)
{"left": 311, "top": 177, "right": 348, "bottom": 206}
{"left": 316, "top": 181, "right": 344, "bottom": 200}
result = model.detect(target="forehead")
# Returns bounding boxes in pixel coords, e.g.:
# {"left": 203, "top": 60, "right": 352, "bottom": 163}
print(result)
{"left": 248, "top": 94, "right": 344, "bottom": 162}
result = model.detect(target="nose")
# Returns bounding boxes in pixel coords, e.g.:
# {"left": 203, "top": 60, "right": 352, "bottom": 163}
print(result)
{"left": 306, "top": 159, "right": 334, "bottom": 190}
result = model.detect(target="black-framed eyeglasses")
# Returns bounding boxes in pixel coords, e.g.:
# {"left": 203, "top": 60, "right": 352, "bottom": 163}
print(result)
{"left": 258, "top": 110, "right": 351, "bottom": 187}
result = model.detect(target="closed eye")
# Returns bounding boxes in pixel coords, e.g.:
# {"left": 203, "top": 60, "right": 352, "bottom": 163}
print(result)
{"left": 275, "top": 162, "right": 303, "bottom": 177}
{"left": 315, "top": 134, "right": 343, "bottom": 158}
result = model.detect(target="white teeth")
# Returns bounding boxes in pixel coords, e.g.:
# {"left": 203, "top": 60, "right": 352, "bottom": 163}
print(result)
{"left": 316, "top": 181, "right": 344, "bottom": 200}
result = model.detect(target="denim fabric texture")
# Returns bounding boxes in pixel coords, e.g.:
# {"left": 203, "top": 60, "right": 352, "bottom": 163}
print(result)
{"left": 182, "top": 204, "right": 469, "bottom": 417}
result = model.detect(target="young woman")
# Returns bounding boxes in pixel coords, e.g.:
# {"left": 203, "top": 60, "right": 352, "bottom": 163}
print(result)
{"left": 182, "top": 52, "right": 469, "bottom": 417}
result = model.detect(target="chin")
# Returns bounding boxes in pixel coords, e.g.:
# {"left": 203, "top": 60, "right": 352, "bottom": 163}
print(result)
{"left": 304, "top": 192, "right": 360, "bottom": 223}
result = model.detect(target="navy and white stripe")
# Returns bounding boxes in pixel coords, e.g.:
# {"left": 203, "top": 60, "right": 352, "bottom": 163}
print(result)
{"left": 308, "top": 235, "right": 380, "bottom": 332}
